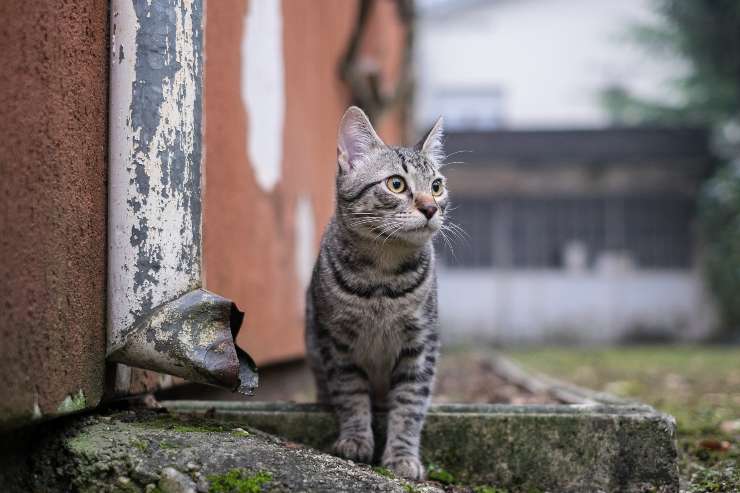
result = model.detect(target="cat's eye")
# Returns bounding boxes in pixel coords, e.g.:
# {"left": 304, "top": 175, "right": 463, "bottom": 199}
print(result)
{"left": 386, "top": 175, "right": 407, "bottom": 193}
{"left": 431, "top": 178, "right": 444, "bottom": 196}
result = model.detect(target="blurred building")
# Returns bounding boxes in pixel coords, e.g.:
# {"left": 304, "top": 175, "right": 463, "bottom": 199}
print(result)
{"left": 415, "top": 0, "right": 717, "bottom": 342}
{"left": 437, "top": 128, "right": 717, "bottom": 343}
{"left": 415, "top": 0, "right": 680, "bottom": 130}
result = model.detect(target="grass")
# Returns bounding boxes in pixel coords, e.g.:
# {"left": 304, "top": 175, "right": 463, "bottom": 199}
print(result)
{"left": 506, "top": 345, "right": 740, "bottom": 493}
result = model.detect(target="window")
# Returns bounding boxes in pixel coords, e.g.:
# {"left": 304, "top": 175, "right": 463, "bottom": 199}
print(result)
{"left": 431, "top": 88, "right": 504, "bottom": 130}
{"left": 437, "top": 196, "right": 694, "bottom": 269}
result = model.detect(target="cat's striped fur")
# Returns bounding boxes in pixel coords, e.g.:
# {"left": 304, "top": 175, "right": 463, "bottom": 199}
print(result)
{"left": 305, "top": 107, "right": 447, "bottom": 480}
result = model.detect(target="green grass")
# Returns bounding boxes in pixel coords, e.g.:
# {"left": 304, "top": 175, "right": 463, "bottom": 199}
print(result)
{"left": 506, "top": 345, "right": 740, "bottom": 493}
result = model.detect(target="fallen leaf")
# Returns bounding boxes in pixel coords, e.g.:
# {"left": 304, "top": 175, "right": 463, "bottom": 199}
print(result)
{"left": 698, "top": 439, "right": 731, "bottom": 452}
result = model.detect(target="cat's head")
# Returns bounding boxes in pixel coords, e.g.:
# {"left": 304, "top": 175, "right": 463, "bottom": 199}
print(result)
{"left": 334, "top": 106, "right": 447, "bottom": 247}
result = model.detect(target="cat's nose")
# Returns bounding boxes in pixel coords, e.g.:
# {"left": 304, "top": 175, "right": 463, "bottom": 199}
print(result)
{"left": 418, "top": 204, "right": 438, "bottom": 219}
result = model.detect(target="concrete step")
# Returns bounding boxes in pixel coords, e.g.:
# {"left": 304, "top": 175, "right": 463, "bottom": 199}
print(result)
{"left": 164, "top": 400, "right": 680, "bottom": 493}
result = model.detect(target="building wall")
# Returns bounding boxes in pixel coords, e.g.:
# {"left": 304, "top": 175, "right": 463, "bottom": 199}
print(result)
{"left": 415, "top": 0, "right": 681, "bottom": 129}
{"left": 438, "top": 268, "right": 716, "bottom": 344}
{"left": 203, "top": 0, "right": 407, "bottom": 365}
{"left": 0, "top": 0, "right": 109, "bottom": 428}
{"left": 0, "top": 0, "right": 408, "bottom": 429}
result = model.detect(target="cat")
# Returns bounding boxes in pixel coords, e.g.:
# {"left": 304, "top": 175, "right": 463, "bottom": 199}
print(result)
{"left": 305, "top": 106, "right": 447, "bottom": 480}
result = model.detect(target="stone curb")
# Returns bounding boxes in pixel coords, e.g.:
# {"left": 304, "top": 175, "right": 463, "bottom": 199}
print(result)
{"left": 163, "top": 400, "right": 679, "bottom": 493}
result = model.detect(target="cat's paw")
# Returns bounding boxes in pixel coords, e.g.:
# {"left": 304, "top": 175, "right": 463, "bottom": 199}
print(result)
{"left": 333, "top": 435, "right": 374, "bottom": 463}
{"left": 383, "top": 455, "right": 425, "bottom": 480}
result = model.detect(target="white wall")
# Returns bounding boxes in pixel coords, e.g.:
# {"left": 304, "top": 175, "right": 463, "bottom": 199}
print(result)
{"left": 437, "top": 268, "right": 716, "bottom": 344}
{"left": 416, "top": 0, "right": 685, "bottom": 129}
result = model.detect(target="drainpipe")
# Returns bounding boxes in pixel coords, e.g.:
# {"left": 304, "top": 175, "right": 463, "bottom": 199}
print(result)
{"left": 108, "top": 0, "right": 257, "bottom": 395}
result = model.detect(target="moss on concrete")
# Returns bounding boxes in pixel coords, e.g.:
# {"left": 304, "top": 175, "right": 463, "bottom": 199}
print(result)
{"left": 56, "top": 390, "right": 87, "bottom": 414}
{"left": 135, "top": 414, "right": 227, "bottom": 432}
{"left": 426, "top": 464, "right": 455, "bottom": 485}
{"left": 207, "top": 469, "right": 273, "bottom": 493}
{"left": 372, "top": 466, "right": 394, "bottom": 478}
{"left": 9, "top": 410, "right": 440, "bottom": 493}
{"left": 3, "top": 401, "right": 679, "bottom": 492}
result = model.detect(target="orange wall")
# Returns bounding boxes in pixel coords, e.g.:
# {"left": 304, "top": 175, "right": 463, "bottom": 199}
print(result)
{"left": 204, "top": 0, "right": 407, "bottom": 365}
{"left": 0, "top": 0, "right": 108, "bottom": 428}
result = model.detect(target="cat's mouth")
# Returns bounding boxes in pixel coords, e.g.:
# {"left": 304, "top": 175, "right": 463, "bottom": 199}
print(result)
{"left": 408, "top": 220, "right": 441, "bottom": 233}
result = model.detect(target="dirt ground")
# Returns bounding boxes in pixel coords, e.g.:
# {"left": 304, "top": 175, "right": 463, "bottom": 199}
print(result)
{"left": 158, "top": 351, "right": 556, "bottom": 406}
{"left": 433, "top": 352, "right": 558, "bottom": 405}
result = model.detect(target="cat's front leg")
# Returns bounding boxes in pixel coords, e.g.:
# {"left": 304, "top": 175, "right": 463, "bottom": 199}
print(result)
{"left": 328, "top": 358, "right": 374, "bottom": 464}
{"left": 382, "top": 341, "right": 438, "bottom": 480}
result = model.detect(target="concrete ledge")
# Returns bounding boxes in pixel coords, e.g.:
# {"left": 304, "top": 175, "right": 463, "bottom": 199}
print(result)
{"left": 163, "top": 401, "right": 680, "bottom": 493}
{"left": 4, "top": 411, "right": 443, "bottom": 493}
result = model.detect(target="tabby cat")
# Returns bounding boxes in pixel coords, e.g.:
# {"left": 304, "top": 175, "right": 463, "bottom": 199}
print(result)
{"left": 305, "top": 106, "right": 447, "bottom": 480}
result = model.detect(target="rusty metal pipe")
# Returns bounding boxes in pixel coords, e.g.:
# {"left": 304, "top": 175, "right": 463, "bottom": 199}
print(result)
{"left": 107, "top": 0, "right": 257, "bottom": 395}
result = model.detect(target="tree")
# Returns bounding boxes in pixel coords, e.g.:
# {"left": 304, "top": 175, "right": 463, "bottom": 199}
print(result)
{"left": 606, "top": 1, "right": 740, "bottom": 337}
{"left": 602, "top": 0, "right": 740, "bottom": 127}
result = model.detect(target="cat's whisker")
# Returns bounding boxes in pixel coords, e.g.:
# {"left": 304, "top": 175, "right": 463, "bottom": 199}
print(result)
{"left": 437, "top": 228, "right": 458, "bottom": 262}
{"left": 381, "top": 223, "right": 406, "bottom": 247}
{"left": 349, "top": 217, "right": 383, "bottom": 225}
{"left": 444, "top": 221, "right": 471, "bottom": 239}
{"left": 371, "top": 221, "right": 403, "bottom": 242}
{"left": 443, "top": 149, "right": 471, "bottom": 160}
{"left": 440, "top": 224, "right": 471, "bottom": 249}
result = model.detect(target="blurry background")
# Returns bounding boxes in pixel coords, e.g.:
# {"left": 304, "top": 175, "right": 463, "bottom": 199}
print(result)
{"left": 410, "top": 1, "right": 740, "bottom": 490}
{"left": 0, "top": 0, "right": 738, "bottom": 490}
{"left": 417, "top": 0, "right": 718, "bottom": 345}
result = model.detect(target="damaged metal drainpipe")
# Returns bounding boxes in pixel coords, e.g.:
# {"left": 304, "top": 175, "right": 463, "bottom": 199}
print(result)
{"left": 108, "top": 0, "right": 257, "bottom": 395}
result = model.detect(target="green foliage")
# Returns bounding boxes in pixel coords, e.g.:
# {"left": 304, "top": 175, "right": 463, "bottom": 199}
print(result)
{"left": 602, "top": 0, "right": 740, "bottom": 126}
{"left": 699, "top": 164, "right": 740, "bottom": 336}
{"left": 207, "top": 469, "right": 273, "bottom": 493}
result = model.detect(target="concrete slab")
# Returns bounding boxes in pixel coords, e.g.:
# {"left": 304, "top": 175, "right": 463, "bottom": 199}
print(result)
{"left": 164, "top": 400, "right": 680, "bottom": 493}
{"left": 3, "top": 410, "right": 442, "bottom": 493}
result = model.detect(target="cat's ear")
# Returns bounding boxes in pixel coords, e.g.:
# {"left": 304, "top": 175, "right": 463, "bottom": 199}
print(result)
{"left": 337, "top": 106, "right": 384, "bottom": 172}
{"left": 415, "top": 116, "right": 445, "bottom": 165}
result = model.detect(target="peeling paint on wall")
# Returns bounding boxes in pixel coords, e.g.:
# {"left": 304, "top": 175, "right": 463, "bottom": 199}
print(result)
{"left": 107, "top": 0, "right": 257, "bottom": 394}
{"left": 204, "top": 2, "right": 408, "bottom": 364}
{"left": 241, "top": 0, "right": 285, "bottom": 191}
{"left": 294, "top": 195, "right": 316, "bottom": 299}
{"left": 109, "top": 0, "right": 203, "bottom": 342}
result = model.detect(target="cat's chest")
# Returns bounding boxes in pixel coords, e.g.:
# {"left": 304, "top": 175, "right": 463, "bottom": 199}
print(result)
{"left": 351, "top": 316, "right": 404, "bottom": 395}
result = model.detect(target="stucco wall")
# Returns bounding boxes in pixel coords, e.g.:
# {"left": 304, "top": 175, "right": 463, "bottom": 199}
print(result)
{"left": 204, "top": 0, "right": 407, "bottom": 365}
{"left": 0, "top": 0, "right": 109, "bottom": 428}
